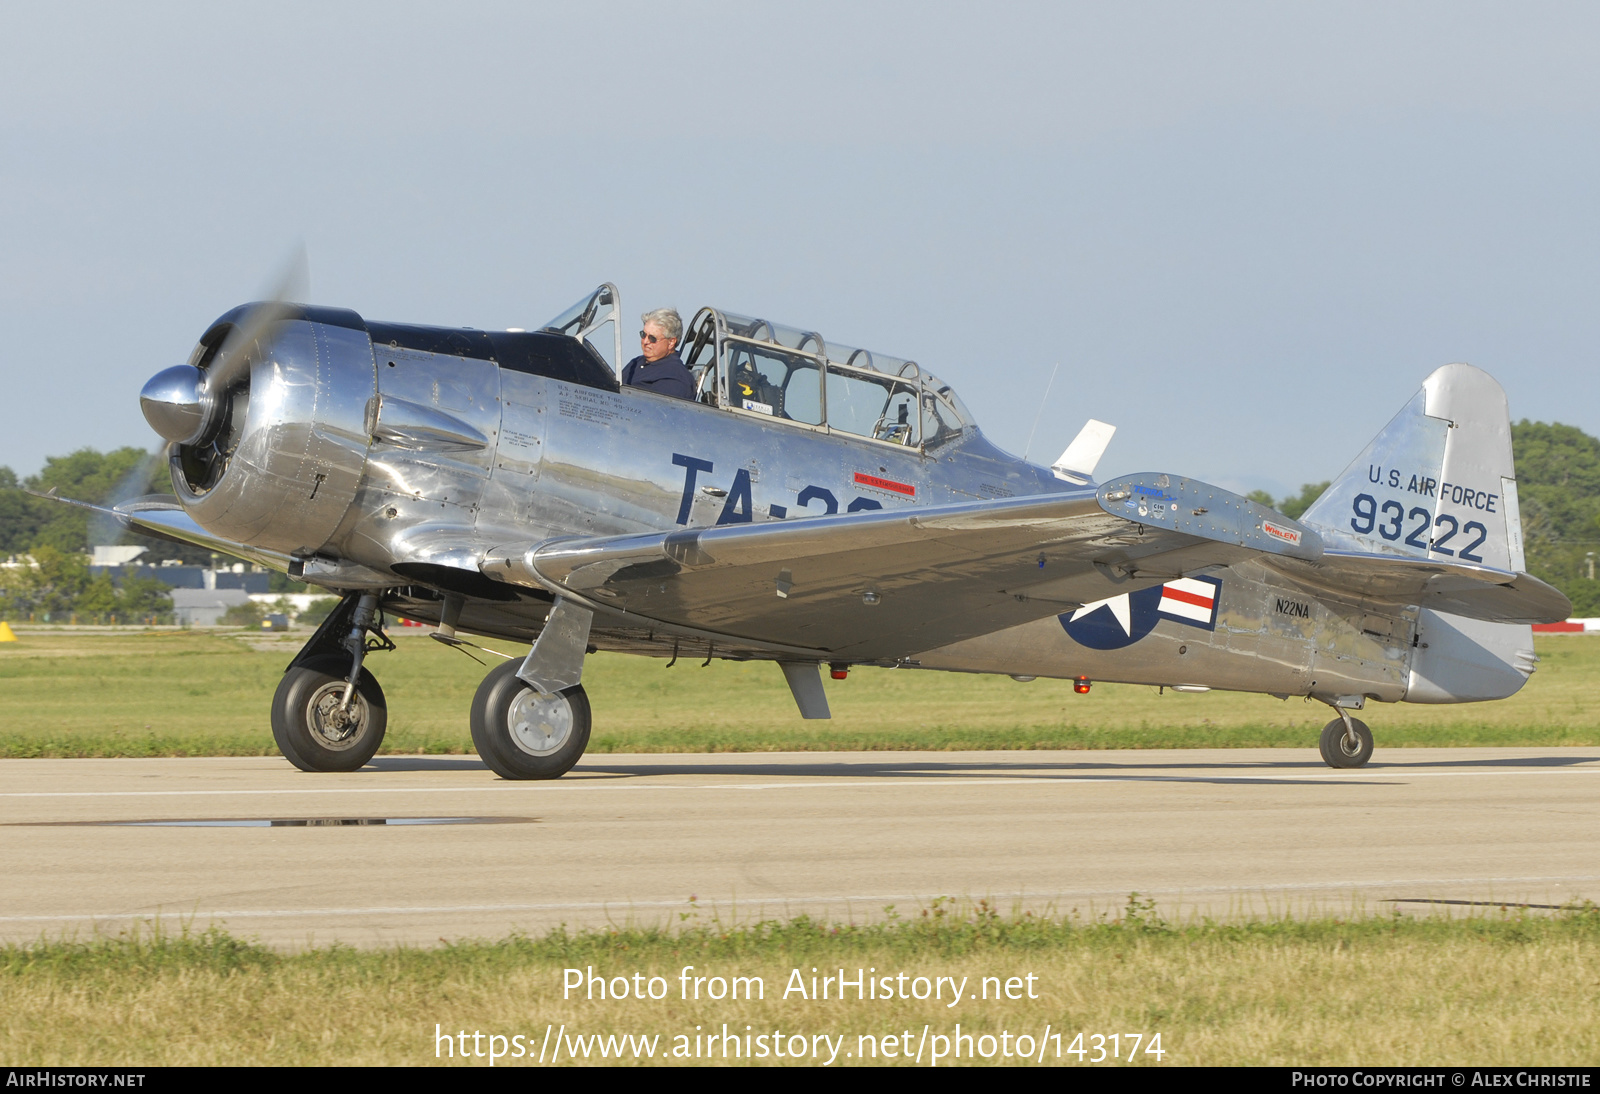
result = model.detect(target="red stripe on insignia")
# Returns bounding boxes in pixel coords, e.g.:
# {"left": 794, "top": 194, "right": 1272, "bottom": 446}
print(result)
{"left": 1161, "top": 588, "right": 1214, "bottom": 609}
{"left": 854, "top": 472, "right": 915, "bottom": 496}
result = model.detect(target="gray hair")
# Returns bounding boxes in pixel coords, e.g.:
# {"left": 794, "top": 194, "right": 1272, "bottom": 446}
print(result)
{"left": 641, "top": 307, "right": 682, "bottom": 341}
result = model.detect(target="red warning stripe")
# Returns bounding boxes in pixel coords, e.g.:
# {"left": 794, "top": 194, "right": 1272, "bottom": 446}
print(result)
{"left": 854, "top": 472, "right": 915, "bottom": 497}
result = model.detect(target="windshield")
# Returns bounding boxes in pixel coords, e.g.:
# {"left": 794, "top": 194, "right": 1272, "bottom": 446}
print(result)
{"left": 538, "top": 283, "right": 623, "bottom": 373}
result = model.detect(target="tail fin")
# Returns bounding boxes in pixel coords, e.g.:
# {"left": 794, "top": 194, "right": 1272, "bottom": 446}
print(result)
{"left": 1051, "top": 419, "right": 1117, "bottom": 484}
{"left": 1301, "top": 363, "right": 1525, "bottom": 572}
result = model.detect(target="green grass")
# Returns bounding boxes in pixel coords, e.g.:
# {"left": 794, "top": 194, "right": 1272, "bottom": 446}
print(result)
{"left": 1, "top": 629, "right": 1597, "bottom": 757}
{"left": 3, "top": 905, "right": 1599, "bottom": 1065}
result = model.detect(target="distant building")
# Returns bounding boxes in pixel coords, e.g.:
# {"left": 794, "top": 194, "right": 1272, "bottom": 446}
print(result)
{"left": 91, "top": 546, "right": 148, "bottom": 567}
{"left": 88, "top": 546, "right": 271, "bottom": 593}
{"left": 169, "top": 588, "right": 252, "bottom": 626}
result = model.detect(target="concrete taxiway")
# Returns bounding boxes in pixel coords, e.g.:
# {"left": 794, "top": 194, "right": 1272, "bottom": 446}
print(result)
{"left": 1, "top": 748, "right": 1597, "bottom": 947}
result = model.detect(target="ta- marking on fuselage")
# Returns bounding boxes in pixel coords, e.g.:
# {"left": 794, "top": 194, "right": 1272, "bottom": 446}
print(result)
{"left": 77, "top": 282, "right": 1566, "bottom": 777}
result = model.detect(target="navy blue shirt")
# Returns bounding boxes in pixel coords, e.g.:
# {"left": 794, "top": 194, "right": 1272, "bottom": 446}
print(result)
{"left": 621, "top": 351, "right": 695, "bottom": 400}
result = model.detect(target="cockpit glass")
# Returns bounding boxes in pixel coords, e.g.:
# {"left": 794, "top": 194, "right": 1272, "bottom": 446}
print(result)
{"left": 720, "top": 313, "right": 827, "bottom": 356}
{"left": 922, "top": 389, "right": 966, "bottom": 447}
{"left": 726, "top": 341, "right": 823, "bottom": 425}
{"left": 601, "top": 295, "right": 976, "bottom": 445}
{"left": 709, "top": 308, "right": 976, "bottom": 446}
{"left": 826, "top": 367, "right": 921, "bottom": 446}
{"left": 827, "top": 344, "right": 919, "bottom": 382}
{"left": 929, "top": 379, "right": 974, "bottom": 426}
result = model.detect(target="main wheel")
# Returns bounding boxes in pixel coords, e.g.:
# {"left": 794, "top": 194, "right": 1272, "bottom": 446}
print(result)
{"left": 1319, "top": 717, "right": 1373, "bottom": 768}
{"left": 470, "top": 659, "right": 591, "bottom": 780}
{"left": 271, "top": 655, "right": 387, "bottom": 772}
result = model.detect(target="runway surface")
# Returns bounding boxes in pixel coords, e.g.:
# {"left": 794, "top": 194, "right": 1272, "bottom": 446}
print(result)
{"left": 2, "top": 748, "right": 1598, "bottom": 947}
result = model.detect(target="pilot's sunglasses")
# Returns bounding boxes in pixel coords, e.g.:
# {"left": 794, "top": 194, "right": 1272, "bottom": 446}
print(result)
{"left": 639, "top": 330, "right": 668, "bottom": 344}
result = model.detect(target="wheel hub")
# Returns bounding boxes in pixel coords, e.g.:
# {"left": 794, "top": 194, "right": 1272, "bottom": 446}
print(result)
{"left": 506, "top": 689, "right": 574, "bottom": 756}
{"left": 307, "top": 682, "right": 367, "bottom": 750}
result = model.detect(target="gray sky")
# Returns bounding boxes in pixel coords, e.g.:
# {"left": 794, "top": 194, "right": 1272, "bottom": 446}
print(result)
{"left": 3, "top": 1, "right": 1597, "bottom": 499}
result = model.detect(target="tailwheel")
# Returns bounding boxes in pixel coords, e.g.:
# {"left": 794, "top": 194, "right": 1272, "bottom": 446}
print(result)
{"left": 470, "top": 659, "right": 592, "bottom": 780}
{"left": 1318, "top": 716, "right": 1373, "bottom": 769}
{"left": 271, "top": 655, "right": 387, "bottom": 772}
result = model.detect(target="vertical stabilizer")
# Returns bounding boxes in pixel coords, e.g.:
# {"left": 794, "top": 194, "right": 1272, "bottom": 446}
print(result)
{"left": 1302, "top": 364, "right": 1524, "bottom": 572}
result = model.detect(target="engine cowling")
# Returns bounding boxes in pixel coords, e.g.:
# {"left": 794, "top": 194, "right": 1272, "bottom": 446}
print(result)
{"left": 142, "top": 305, "right": 376, "bottom": 557}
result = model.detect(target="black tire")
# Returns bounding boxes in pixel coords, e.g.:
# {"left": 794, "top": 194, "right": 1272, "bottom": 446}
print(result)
{"left": 270, "top": 655, "right": 387, "bottom": 772}
{"left": 1319, "top": 716, "right": 1373, "bottom": 768}
{"left": 469, "top": 659, "right": 591, "bottom": 780}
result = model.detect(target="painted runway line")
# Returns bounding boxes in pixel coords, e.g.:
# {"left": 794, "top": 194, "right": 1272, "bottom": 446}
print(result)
{"left": 2, "top": 765, "right": 1598, "bottom": 800}
{"left": 5, "top": 873, "right": 1598, "bottom": 924}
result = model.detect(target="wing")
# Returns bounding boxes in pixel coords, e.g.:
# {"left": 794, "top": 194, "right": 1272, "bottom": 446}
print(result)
{"left": 484, "top": 474, "right": 1324, "bottom": 661}
{"left": 26, "top": 491, "right": 395, "bottom": 588}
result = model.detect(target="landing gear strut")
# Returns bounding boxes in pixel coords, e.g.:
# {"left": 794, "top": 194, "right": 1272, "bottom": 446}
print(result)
{"left": 271, "top": 592, "right": 394, "bottom": 772}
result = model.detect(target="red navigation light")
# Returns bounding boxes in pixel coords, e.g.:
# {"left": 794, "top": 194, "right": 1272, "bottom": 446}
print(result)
{"left": 830, "top": 664, "right": 849, "bottom": 680}
{"left": 1074, "top": 676, "right": 1092, "bottom": 694}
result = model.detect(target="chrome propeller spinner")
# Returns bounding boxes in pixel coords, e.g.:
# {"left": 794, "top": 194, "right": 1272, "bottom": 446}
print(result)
{"left": 139, "top": 363, "right": 208, "bottom": 444}
{"left": 138, "top": 247, "right": 309, "bottom": 470}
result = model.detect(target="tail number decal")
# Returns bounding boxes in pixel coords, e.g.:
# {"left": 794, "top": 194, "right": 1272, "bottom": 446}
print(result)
{"left": 1351, "top": 493, "right": 1488, "bottom": 563}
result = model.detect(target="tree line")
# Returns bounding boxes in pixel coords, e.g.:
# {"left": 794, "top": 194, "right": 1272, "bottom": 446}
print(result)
{"left": 0, "top": 448, "right": 291, "bottom": 623}
{"left": 3, "top": 423, "right": 1599, "bottom": 622}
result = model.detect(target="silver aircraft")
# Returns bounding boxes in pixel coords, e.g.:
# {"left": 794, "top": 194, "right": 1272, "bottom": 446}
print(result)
{"left": 104, "top": 283, "right": 1568, "bottom": 778}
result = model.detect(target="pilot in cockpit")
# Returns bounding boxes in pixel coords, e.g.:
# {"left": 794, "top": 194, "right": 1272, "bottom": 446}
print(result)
{"left": 621, "top": 308, "right": 696, "bottom": 400}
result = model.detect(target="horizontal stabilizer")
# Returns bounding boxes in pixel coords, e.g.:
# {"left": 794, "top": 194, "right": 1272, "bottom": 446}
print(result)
{"left": 1265, "top": 550, "right": 1570, "bottom": 624}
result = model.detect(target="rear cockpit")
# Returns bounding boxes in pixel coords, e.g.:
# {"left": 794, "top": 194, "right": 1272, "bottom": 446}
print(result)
{"left": 540, "top": 284, "right": 978, "bottom": 452}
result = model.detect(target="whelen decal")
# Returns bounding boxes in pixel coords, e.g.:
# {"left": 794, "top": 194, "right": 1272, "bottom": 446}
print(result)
{"left": 1261, "top": 519, "right": 1301, "bottom": 546}
{"left": 854, "top": 472, "right": 915, "bottom": 497}
{"left": 1059, "top": 575, "right": 1223, "bottom": 650}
